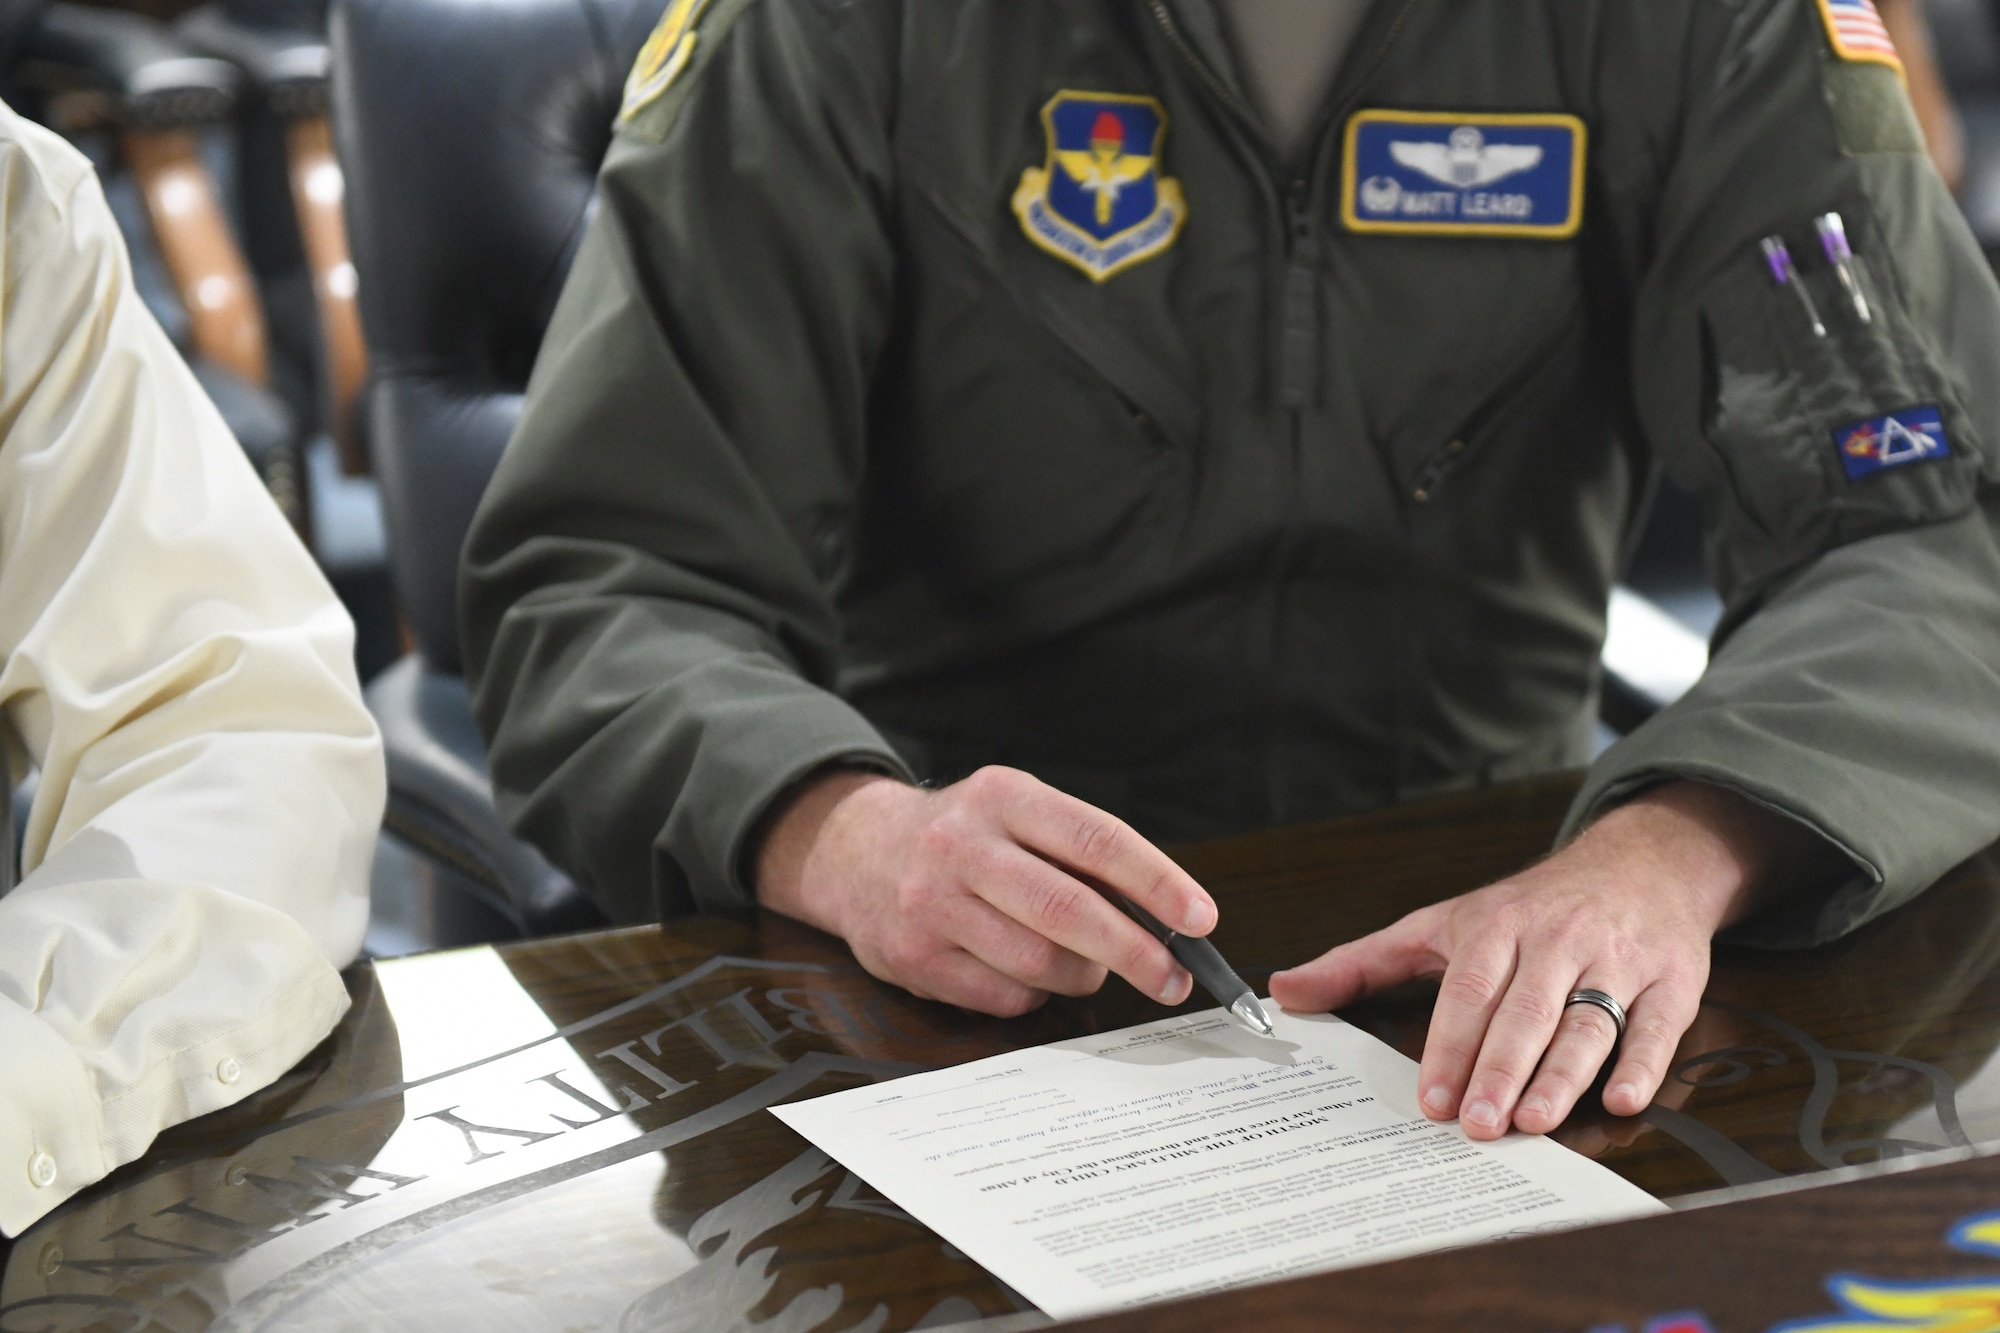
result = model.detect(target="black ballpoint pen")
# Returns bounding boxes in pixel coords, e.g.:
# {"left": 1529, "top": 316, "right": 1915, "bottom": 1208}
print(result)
{"left": 1119, "top": 899, "right": 1276, "bottom": 1036}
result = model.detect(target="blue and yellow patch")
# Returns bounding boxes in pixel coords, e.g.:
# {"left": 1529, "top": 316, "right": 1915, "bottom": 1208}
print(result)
{"left": 619, "top": 0, "right": 713, "bottom": 124}
{"left": 1012, "top": 92, "right": 1187, "bottom": 283}
{"left": 1341, "top": 110, "right": 1587, "bottom": 239}
{"left": 1834, "top": 406, "right": 1952, "bottom": 481}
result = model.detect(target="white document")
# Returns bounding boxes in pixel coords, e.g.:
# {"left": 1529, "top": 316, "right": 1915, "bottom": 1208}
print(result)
{"left": 773, "top": 1006, "right": 1665, "bottom": 1319}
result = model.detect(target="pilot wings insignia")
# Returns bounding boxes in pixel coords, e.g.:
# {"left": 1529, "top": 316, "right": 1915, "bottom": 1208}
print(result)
{"left": 1390, "top": 127, "right": 1543, "bottom": 188}
{"left": 1013, "top": 92, "right": 1187, "bottom": 282}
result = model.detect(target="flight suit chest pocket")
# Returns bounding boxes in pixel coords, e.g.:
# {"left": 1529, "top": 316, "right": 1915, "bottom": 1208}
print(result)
{"left": 890, "top": 148, "right": 1204, "bottom": 602}
{"left": 887, "top": 209, "right": 1197, "bottom": 603}
{"left": 1695, "top": 241, "right": 1987, "bottom": 602}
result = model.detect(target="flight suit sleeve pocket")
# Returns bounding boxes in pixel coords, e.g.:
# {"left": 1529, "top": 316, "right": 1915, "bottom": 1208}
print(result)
{"left": 1692, "top": 247, "right": 1985, "bottom": 606}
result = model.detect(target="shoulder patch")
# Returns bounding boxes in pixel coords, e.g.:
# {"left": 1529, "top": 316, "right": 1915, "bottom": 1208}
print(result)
{"left": 1813, "top": 0, "right": 1905, "bottom": 77}
{"left": 1824, "top": 58, "right": 1925, "bottom": 154}
{"left": 1341, "top": 110, "right": 1586, "bottom": 240}
{"left": 1011, "top": 91, "right": 1187, "bottom": 283}
{"left": 620, "top": 0, "right": 715, "bottom": 124}
{"left": 1834, "top": 406, "right": 1951, "bottom": 480}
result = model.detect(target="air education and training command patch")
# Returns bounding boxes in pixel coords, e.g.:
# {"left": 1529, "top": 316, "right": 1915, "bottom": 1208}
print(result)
{"left": 1834, "top": 406, "right": 1952, "bottom": 481}
{"left": 1816, "top": 0, "right": 1905, "bottom": 76}
{"left": 1013, "top": 92, "right": 1188, "bottom": 283}
{"left": 1342, "top": 110, "right": 1586, "bottom": 239}
{"left": 619, "top": 0, "right": 713, "bottom": 124}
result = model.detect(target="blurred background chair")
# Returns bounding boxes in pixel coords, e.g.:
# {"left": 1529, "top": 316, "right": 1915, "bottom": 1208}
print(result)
{"left": 4, "top": 0, "right": 398, "bottom": 677}
{"left": 332, "top": 0, "right": 663, "bottom": 953}
{"left": 178, "top": 0, "right": 366, "bottom": 471}
{"left": 9, "top": 1, "right": 308, "bottom": 528}
{"left": 172, "top": 0, "right": 398, "bottom": 681}
{"left": 1925, "top": 0, "right": 2000, "bottom": 258}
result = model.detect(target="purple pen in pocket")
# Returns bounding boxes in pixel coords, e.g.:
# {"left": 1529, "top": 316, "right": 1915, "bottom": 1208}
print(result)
{"left": 1761, "top": 235, "right": 1826, "bottom": 337}
{"left": 1815, "top": 212, "right": 1873, "bottom": 324}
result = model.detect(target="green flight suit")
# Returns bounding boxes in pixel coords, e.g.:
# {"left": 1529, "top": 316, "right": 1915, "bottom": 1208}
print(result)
{"left": 460, "top": 0, "right": 2000, "bottom": 944}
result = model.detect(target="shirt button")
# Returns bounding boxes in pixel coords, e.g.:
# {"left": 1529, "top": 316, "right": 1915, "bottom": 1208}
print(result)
{"left": 27, "top": 1152, "right": 56, "bottom": 1189}
{"left": 216, "top": 1057, "right": 243, "bottom": 1085}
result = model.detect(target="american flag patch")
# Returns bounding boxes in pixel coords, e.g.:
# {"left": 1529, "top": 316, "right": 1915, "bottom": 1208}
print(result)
{"left": 1816, "top": 0, "right": 1905, "bottom": 73}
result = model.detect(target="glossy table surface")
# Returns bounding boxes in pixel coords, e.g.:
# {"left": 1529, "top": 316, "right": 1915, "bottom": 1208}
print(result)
{"left": 6, "top": 773, "right": 2000, "bottom": 1332}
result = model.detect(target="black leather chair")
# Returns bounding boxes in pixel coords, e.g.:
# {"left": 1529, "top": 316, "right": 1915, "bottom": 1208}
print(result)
{"left": 333, "top": 0, "right": 662, "bottom": 947}
{"left": 176, "top": 0, "right": 339, "bottom": 435}
{"left": 21, "top": 4, "right": 238, "bottom": 126}
{"left": 179, "top": 0, "right": 330, "bottom": 119}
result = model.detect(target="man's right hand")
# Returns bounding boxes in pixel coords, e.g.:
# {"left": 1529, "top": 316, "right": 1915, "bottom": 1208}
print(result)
{"left": 753, "top": 767, "right": 1215, "bottom": 1017}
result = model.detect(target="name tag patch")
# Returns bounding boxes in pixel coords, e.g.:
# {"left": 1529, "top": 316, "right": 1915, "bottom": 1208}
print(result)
{"left": 1835, "top": 406, "right": 1952, "bottom": 480}
{"left": 1342, "top": 111, "right": 1586, "bottom": 239}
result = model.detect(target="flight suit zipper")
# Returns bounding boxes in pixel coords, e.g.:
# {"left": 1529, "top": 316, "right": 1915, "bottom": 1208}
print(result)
{"left": 1280, "top": 180, "right": 1318, "bottom": 408}
{"left": 1146, "top": 0, "right": 1422, "bottom": 414}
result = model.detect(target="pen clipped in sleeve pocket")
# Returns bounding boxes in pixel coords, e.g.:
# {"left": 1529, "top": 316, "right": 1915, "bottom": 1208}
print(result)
{"left": 1693, "top": 241, "right": 1984, "bottom": 605}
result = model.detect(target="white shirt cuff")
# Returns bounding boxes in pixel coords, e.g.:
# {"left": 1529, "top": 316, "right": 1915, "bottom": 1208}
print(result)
{"left": 0, "top": 1001, "right": 107, "bottom": 1237}
{"left": 0, "top": 960, "right": 350, "bottom": 1238}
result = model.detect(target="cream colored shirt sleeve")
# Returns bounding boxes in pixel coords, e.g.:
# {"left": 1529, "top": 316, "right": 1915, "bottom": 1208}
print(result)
{"left": 0, "top": 103, "right": 386, "bottom": 1237}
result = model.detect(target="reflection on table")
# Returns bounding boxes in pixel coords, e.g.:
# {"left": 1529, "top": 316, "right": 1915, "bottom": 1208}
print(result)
{"left": 3, "top": 773, "right": 1998, "bottom": 1332}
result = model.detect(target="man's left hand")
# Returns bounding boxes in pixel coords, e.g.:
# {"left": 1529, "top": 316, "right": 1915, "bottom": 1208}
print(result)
{"left": 1269, "top": 781, "right": 1839, "bottom": 1140}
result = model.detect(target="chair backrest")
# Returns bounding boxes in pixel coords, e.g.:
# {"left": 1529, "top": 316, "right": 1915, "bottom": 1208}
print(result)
{"left": 331, "top": 0, "right": 659, "bottom": 674}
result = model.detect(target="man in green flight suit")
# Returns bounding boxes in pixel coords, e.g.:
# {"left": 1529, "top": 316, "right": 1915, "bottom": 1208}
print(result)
{"left": 460, "top": 0, "right": 2000, "bottom": 1143}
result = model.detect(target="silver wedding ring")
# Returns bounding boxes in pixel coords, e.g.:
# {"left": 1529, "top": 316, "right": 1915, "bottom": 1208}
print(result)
{"left": 1565, "top": 988, "right": 1627, "bottom": 1042}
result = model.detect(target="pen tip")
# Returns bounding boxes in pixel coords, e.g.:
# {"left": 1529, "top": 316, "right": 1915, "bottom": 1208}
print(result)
{"left": 1230, "top": 995, "right": 1275, "bottom": 1037}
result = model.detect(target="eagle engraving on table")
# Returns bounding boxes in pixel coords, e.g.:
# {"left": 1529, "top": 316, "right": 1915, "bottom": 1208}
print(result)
{"left": 1390, "top": 126, "right": 1542, "bottom": 188}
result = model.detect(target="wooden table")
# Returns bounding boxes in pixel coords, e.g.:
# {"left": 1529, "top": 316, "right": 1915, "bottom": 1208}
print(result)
{"left": 6, "top": 773, "right": 2000, "bottom": 1332}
